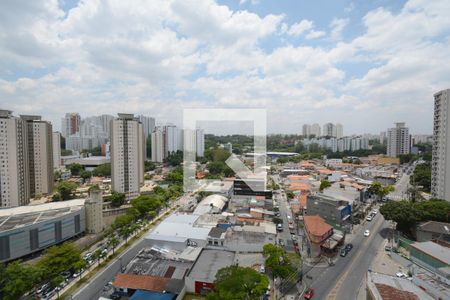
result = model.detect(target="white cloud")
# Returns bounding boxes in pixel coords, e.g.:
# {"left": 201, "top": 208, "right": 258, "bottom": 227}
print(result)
{"left": 329, "top": 18, "right": 349, "bottom": 41}
{"left": 286, "top": 20, "right": 313, "bottom": 36}
{"left": 305, "top": 30, "right": 326, "bottom": 40}
{"left": 0, "top": 0, "right": 449, "bottom": 134}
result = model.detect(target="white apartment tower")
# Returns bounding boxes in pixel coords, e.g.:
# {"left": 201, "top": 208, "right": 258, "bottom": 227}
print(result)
{"left": 110, "top": 114, "right": 145, "bottom": 200}
{"left": 151, "top": 127, "right": 165, "bottom": 163}
{"left": 336, "top": 123, "right": 344, "bottom": 139}
{"left": 323, "top": 123, "right": 336, "bottom": 137}
{"left": 21, "top": 115, "right": 54, "bottom": 198}
{"left": 0, "top": 110, "right": 30, "bottom": 207}
{"left": 310, "top": 123, "right": 321, "bottom": 137}
{"left": 196, "top": 129, "right": 205, "bottom": 157}
{"left": 431, "top": 89, "right": 450, "bottom": 201}
{"left": 164, "top": 125, "right": 179, "bottom": 154}
{"left": 302, "top": 124, "right": 311, "bottom": 137}
{"left": 387, "top": 122, "right": 410, "bottom": 157}
{"left": 52, "top": 132, "right": 61, "bottom": 168}
{"left": 85, "top": 187, "right": 104, "bottom": 234}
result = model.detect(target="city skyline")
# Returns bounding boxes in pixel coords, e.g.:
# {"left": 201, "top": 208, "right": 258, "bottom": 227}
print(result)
{"left": 1, "top": 0, "right": 449, "bottom": 134}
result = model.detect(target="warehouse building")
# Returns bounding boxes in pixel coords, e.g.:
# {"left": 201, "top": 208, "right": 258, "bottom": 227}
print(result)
{"left": 0, "top": 199, "right": 86, "bottom": 262}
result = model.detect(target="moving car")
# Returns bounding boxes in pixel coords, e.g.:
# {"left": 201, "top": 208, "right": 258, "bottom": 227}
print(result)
{"left": 364, "top": 230, "right": 370, "bottom": 237}
{"left": 345, "top": 243, "right": 353, "bottom": 252}
{"left": 304, "top": 288, "right": 315, "bottom": 299}
{"left": 340, "top": 248, "right": 348, "bottom": 257}
{"left": 276, "top": 223, "right": 283, "bottom": 232}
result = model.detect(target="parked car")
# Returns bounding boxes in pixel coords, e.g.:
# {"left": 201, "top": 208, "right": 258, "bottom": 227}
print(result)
{"left": 340, "top": 248, "right": 348, "bottom": 257}
{"left": 364, "top": 230, "right": 370, "bottom": 237}
{"left": 304, "top": 288, "right": 315, "bottom": 299}
{"left": 291, "top": 234, "right": 297, "bottom": 241}
{"left": 37, "top": 283, "right": 50, "bottom": 294}
{"left": 396, "top": 272, "right": 408, "bottom": 278}
{"left": 366, "top": 215, "right": 373, "bottom": 221}
{"left": 260, "top": 265, "right": 265, "bottom": 274}
{"left": 345, "top": 243, "right": 353, "bottom": 252}
{"left": 384, "top": 245, "right": 392, "bottom": 251}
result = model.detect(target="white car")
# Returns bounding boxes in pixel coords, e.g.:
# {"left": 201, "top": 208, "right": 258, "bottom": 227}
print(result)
{"left": 372, "top": 209, "right": 378, "bottom": 215}
{"left": 396, "top": 272, "right": 408, "bottom": 278}
{"left": 364, "top": 230, "right": 370, "bottom": 237}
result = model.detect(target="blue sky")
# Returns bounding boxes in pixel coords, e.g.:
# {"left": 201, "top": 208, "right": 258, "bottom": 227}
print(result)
{"left": 0, "top": 0, "right": 449, "bottom": 135}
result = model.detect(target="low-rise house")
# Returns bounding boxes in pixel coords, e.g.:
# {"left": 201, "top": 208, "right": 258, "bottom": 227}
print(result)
{"left": 416, "top": 221, "right": 450, "bottom": 242}
{"left": 303, "top": 215, "right": 333, "bottom": 259}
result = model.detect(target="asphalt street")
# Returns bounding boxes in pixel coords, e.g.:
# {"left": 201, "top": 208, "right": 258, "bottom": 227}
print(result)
{"left": 306, "top": 213, "right": 388, "bottom": 300}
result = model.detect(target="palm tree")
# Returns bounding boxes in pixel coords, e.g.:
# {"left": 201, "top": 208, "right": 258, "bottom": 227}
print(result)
{"left": 108, "top": 237, "right": 119, "bottom": 255}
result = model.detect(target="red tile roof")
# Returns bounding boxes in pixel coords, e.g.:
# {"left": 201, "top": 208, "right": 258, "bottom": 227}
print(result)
{"left": 304, "top": 215, "right": 332, "bottom": 237}
{"left": 374, "top": 283, "right": 419, "bottom": 300}
{"left": 113, "top": 274, "right": 169, "bottom": 292}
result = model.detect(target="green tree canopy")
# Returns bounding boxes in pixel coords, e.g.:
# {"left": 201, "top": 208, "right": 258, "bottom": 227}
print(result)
{"left": 67, "top": 163, "right": 83, "bottom": 176}
{"left": 166, "top": 168, "right": 183, "bottom": 184}
{"left": 380, "top": 199, "right": 450, "bottom": 235}
{"left": 263, "top": 244, "right": 297, "bottom": 279}
{"left": 206, "top": 265, "right": 269, "bottom": 300}
{"left": 56, "top": 180, "right": 78, "bottom": 200}
{"left": 37, "top": 242, "right": 84, "bottom": 280}
{"left": 144, "top": 160, "right": 156, "bottom": 172}
{"left": 411, "top": 162, "right": 431, "bottom": 192}
{"left": 110, "top": 191, "right": 126, "bottom": 208}
{"left": 92, "top": 163, "right": 111, "bottom": 177}
{"left": 0, "top": 261, "right": 39, "bottom": 300}
{"left": 319, "top": 179, "right": 332, "bottom": 192}
{"left": 167, "top": 150, "right": 183, "bottom": 166}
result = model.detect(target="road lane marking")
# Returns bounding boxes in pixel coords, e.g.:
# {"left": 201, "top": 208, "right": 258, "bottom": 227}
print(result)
{"left": 326, "top": 216, "right": 384, "bottom": 300}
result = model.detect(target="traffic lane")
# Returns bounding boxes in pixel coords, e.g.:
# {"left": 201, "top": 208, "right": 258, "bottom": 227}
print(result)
{"left": 309, "top": 214, "right": 383, "bottom": 300}
{"left": 335, "top": 217, "right": 387, "bottom": 300}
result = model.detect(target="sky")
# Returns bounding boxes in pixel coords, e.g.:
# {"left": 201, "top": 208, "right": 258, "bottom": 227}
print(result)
{"left": 0, "top": 0, "right": 449, "bottom": 135}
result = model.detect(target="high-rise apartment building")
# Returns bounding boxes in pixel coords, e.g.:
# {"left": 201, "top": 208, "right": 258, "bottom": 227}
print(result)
{"left": 138, "top": 115, "right": 155, "bottom": 138}
{"left": 61, "top": 113, "right": 80, "bottom": 138}
{"left": 196, "top": 129, "right": 205, "bottom": 157}
{"left": 21, "top": 115, "right": 54, "bottom": 198}
{"left": 164, "top": 125, "right": 179, "bottom": 154}
{"left": 336, "top": 123, "right": 343, "bottom": 139}
{"left": 110, "top": 114, "right": 145, "bottom": 200}
{"left": 310, "top": 123, "right": 321, "bottom": 137}
{"left": 151, "top": 127, "right": 165, "bottom": 163}
{"left": 386, "top": 122, "right": 410, "bottom": 157}
{"left": 0, "top": 110, "right": 30, "bottom": 208}
{"left": 302, "top": 124, "right": 311, "bottom": 137}
{"left": 323, "top": 123, "right": 336, "bottom": 137}
{"left": 431, "top": 89, "right": 450, "bottom": 201}
{"left": 52, "top": 132, "right": 61, "bottom": 168}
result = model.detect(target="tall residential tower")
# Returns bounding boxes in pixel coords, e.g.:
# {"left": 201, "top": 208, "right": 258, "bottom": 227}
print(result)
{"left": 0, "top": 110, "right": 30, "bottom": 207}
{"left": 431, "top": 89, "right": 450, "bottom": 201}
{"left": 387, "top": 122, "right": 410, "bottom": 157}
{"left": 110, "top": 114, "right": 145, "bottom": 200}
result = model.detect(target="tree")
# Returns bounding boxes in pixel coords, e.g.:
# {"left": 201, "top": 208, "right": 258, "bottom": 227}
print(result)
{"left": 399, "top": 153, "right": 416, "bottom": 164}
{"left": 80, "top": 170, "right": 92, "bottom": 181}
{"left": 380, "top": 199, "right": 450, "bottom": 236}
{"left": 67, "top": 163, "right": 83, "bottom": 176}
{"left": 411, "top": 162, "right": 431, "bottom": 192}
{"left": 319, "top": 179, "right": 332, "bottom": 192}
{"left": 262, "top": 244, "right": 296, "bottom": 279}
{"left": 286, "top": 191, "right": 294, "bottom": 200}
{"left": 50, "top": 274, "right": 65, "bottom": 298}
{"left": 92, "top": 163, "right": 111, "bottom": 177}
{"left": 206, "top": 265, "right": 269, "bottom": 300}
{"left": 144, "top": 160, "right": 156, "bottom": 172}
{"left": 110, "top": 191, "right": 126, "bottom": 208}
{"left": 207, "top": 161, "right": 225, "bottom": 175}
{"left": 108, "top": 236, "right": 120, "bottom": 254}
{"left": 52, "top": 192, "right": 62, "bottom": 201}
{"left": 368, "top": 182, "right": 394, "bottom": 201}
{"left": 56, "top": 180, "right": 77, "bottom": 200}
{"left": 167, "top": 150, "right": 183, "bottom": 166}
{"left": 0, "top": 261, "right": 38, "bottom": 300}
{"left": 37, "top": 242, "right": 84, "bottom": 281}
{"left": 92, "top": 248, "right": 104, "bottom": 266}
{"left": 120, "top": 226, "right": 132, "bottom": 244}
{"left": 166, "top": 169, "right": 183, "bottom": 184}
{"left": 112, "top": 214, "right": 134, "bottom": 229}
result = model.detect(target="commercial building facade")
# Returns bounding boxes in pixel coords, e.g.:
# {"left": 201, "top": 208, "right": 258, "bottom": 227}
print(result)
{"left": 111, "top": 113, "right": 145, "bottom": 200}
{"left": 0, "top": 200, "right": 86, "bottom": 262}
{"left": 432, "top": 89, "right": 450, "bottom": 201}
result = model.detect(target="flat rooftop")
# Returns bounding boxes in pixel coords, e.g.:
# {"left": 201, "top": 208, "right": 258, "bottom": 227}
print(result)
{"left": 411, "top": 241, "right": 450, "bottom": 265}
{"left": 126, "top": 248, "right": 194, "bottom": 280}
{"left": 0, "top": 199, "right": 85, "bottom": 232}
{"left": 188, "top": 249, "right": 235, "bottom": 283}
